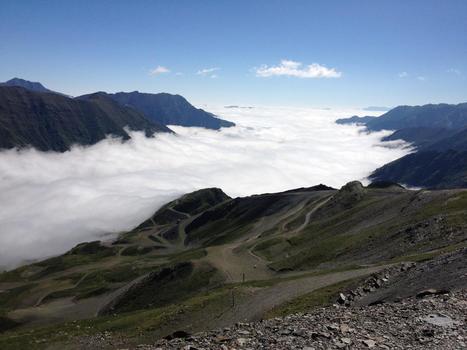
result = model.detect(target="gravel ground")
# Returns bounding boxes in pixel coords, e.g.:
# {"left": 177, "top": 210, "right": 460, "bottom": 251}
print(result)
{"left": 146, "top": 290, "right": 466, "bottom": 350}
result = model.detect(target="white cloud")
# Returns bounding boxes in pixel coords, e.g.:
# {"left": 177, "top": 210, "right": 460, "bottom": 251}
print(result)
{"left": 447, "top": 68, "right": 461, "bottom": 75}
{"left": 197, "top": 67, "right": 220, "bottom": 76}
{"left": 0, "top": 107, "right": 409, "bottom": 268}
{"left": 417, "top": 76, "right": 426, "bottom": 81}
{"left": 255, "top": 59, "right": 342, "bottom": 78}
{"left": 149, "top": 66, "right": 170, "bottom": 76}
{"left": 398, "top": 72, "right": 408, "bottom": 78}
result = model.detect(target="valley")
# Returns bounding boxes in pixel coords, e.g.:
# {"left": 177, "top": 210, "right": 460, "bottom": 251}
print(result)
{"left": 2, "top": 2, "right": 467, "bottom": 349}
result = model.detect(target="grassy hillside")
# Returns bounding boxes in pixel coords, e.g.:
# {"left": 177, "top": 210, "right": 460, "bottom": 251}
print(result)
{"left": 0, "top": 183, "right": 466, "bottom": 349}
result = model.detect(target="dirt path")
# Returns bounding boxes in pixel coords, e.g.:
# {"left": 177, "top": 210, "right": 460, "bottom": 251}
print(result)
{"left": 204, "top": 193, "right": 334, "bottom": 283}
{"left": 9, "top": 273, "right": 150, "bottom": 326}
{"left": 291, "top": 195, "right": 333, "bottom": 234}
{"left": 210, "top": 265, "right": 388, "bottom": 326}
{"left": 143, "top": 265, "right": 390, "bottom": 340}
{"left": 205, "top": 242, "right": 273, "bottom": 282}
{"left": 34, "top": 271, "right": 91, "bottom": 307}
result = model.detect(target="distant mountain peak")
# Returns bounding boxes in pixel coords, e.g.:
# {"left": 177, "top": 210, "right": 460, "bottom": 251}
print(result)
{"left": 1, "top": 77, "right": 52, "bottom": 93}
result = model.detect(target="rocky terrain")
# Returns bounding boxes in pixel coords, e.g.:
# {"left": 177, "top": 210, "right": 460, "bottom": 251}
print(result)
{"left": 149, "top": 290, "right": 466, "bottom": 350}
{"left": 69, "top": 249, "right": 467, "bottom": 349}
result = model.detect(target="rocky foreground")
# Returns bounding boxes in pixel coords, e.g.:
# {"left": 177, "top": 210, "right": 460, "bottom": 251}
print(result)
{"left": 146, "top": 290, "right": 466, "bottom": 350}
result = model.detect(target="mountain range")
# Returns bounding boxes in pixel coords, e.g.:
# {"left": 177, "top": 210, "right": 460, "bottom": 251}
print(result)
{"left": 337, "top": 103, "right": 467, "bottom": 132}
{"left": 108, "top": 91, "right": 235, "bottom": 129}
{"left": 2, "top": 78, "right": 465, "bottom": 188}
{"left": 0, "top": 181, "right": 465, "bottom": 348}
{"left": 0, "top": 78, "right": 235, "bottom": 151}
{"left": 0, "top": 86, "right": 172, "bottom": 152}
{"left": 337, "top": 102, "right": 467, "bottom": 188}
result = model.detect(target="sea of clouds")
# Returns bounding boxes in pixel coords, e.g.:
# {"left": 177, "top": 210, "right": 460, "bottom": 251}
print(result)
{"left": 0, "top": 106, "right": 410, "bottom": 268}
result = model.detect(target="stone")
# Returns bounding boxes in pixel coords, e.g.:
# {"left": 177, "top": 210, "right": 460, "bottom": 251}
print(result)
{"left": 214, "top": 335, "right": 231, "bottom": 343}
{"left": 236, "top": 338, "right": 249, "bottom": 346}
{"left": 416, "top": 289, "right": 449, "bottom": 299}
{"left": 341, "top": 337, "right": 352, "bottom": 344}
{"left": 133, "top": 289, "right": 466, "bottom": 350}
{"left": 421, "top": 314, "right": 455, "bottom": 327}
{"left": 292, "top": 329, "right": 306, "bottom": 337}
{"left": 337, "top": 293, "right": 347, "bottom": 304}
{"left": 362, "top": 339, "right": 376, "bottom": 348}
{"left": 340, "top": 324, "right": 350, "bottom": 333}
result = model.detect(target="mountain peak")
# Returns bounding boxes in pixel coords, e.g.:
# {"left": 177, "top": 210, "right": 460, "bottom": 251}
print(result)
{"left": 1, "top": 78, "right": 52, "bottom": 93}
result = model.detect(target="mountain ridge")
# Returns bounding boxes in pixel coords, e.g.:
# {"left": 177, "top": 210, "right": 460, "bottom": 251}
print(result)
{"left": 0, "top": 78, "right": 237, "bottom": 152}
{"left": 0, "top": 78, "right": 54, "bottom": 94}
{"left": 108, "top": 91, "right": 235, "bottom": 130}
{"left": 336, "top": 102, "right": 467, "bottom": 189}
{"left": 0, "top": 86, "right": 171, "bottom": 152}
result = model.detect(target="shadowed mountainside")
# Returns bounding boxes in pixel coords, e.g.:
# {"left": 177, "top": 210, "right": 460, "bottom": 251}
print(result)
{"left": 0, "top": 87, "right": 172, "bottom": 152}
{"left": 0, "top": 78, "right": 234, "bottom": 152}
{"left": 338, "top": 103, "right": 467, "bottom": 133}
{"left": 370, "top": 127, "right": 467, "bottom": 188}
{"left": 370, "top": 150, "right": 467, "bottom": 188}
{"left": 337, "top": 102, "right": 467, "bottom": 189}
{"left": 108, "top": 91, "right": 235, "bottom": 130}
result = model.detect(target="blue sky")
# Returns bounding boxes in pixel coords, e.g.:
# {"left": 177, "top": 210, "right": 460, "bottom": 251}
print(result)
{"left": 0, "top": 0, "right": 466, "bottom": 107}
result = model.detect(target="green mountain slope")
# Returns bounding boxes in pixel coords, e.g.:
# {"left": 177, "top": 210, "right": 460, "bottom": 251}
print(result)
{"left": 1, "top": 183, "right": 465, "bottom": 348}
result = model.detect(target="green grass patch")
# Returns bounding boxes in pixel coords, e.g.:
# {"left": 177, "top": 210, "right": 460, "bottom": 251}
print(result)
{"left": 105, "top": 261, "right": 222, "bottom": 314}
{"left": 0, "top": 283, "right": 37, "bottom": 315}
{"left": 166, "top": 248, "right": 207, "bottom": 264}
{"left": 43, "top": 264, "right": 161, "bottom": 302}
{"left": 0, "top": 285, "right": 234, "bottom": 350}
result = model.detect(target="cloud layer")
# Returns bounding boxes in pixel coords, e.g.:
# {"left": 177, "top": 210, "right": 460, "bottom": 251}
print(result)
{"left": 0, "top": 106, "right": 408, "bottom": 268}
{"left": 256, "top": 60, "right": 342, "bottom": 78}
